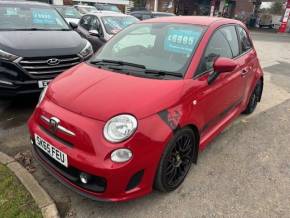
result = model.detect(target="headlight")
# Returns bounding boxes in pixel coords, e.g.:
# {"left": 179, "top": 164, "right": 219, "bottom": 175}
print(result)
{"left": 37, "top": 86, "right": 48, "bottom": 106}
{"left": 79, "top": 40, "right": 93, "bottom": 58}
{"left": 0, "top": 49, "right": 18, "bottom": 61}
{"left": 103, "top": 114, "right": 137, "bottom": 143}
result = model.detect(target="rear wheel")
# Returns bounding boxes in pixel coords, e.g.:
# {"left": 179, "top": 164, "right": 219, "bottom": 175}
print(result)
{"left": 243, "top": 80, "right": 263, "bottom": 115}
{"left": 154, "top": 128, "right": 196, "bottom": 192}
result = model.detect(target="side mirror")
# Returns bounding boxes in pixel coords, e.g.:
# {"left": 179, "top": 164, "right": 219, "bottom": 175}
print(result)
{"left": 89, "top": 29, "right": 100, "bottom": 37}
{"left": 69, "top": 22, "right": 78, "bottom": 30}
{"left": 213, "top": 57, "right": 238, "bottom": 73}
{"left": 208, "top": 57, "right": 238, "bottom": 84}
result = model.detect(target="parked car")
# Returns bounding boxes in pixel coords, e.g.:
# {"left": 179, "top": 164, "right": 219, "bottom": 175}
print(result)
{"left": 74, "top": 5, "right": 98, "bottom": 15}
{"left": 94, "top": 3, "right": 121, "bottom": 13}
{"left": 272, "top": 15, "right": 282, "bottom": 30}
{"left": 77, "top": 12, "right": 138, "bottom": 52}
{"left": 0, "top": 1, "right": 93, "bottom": 96}
{"left": 28, "top": 16, "right": 263, "bottom": 202}
{"left": 259, "top": 13, "right": 272, "bottom": 28}
{"left": 130, "top": 10, "right": 175, "bottom": 20}
{"left": 55, "top": 5, "right": 82, "bottom": 24}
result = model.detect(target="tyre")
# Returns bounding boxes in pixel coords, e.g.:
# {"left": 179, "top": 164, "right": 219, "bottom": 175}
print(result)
{"left": 154, "top": 128, "right": 196, "bottom": 192}
{"left": 243, "top": 80, "right": 263, "bottom": 115}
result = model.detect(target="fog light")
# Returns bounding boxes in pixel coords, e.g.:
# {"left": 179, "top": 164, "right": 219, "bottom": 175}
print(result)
{"left": 80, "top": 173, "right": 90, "bottom": 184}
{"left": 111, "top": 148, "right": 132, "bottom": 163}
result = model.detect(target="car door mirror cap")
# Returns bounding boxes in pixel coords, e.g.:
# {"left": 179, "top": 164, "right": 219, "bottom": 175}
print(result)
{"left": 89, "top": 30, "right": 100, "bottom": 37}
{"left": 69, "top": 22, "right": 78, "bottom": 29}
{"left": 213, "top": 57, "right": 238, "bottom": 74}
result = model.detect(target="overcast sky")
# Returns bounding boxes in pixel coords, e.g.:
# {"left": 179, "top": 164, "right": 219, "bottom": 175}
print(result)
{"left": 260, "top": 2, "right": 272, "bottom": 9}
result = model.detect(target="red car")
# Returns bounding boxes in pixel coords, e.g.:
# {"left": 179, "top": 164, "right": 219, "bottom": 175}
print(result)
{"left": 28, "top": 16, "right": 263, "bottom": 202}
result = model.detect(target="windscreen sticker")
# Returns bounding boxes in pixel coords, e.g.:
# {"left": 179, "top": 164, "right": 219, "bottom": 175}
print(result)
{"left": 32, "top": 9, "right": 57, "bottom": 25}
{"left": 164, "top": 28, "right": 201, "bottom": 55}
{"left": 6, "top": 8, "right": 18, "bottom": 16}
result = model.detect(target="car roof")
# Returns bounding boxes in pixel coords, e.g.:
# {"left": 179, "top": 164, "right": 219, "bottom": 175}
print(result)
{"left": 0, "top": 0, "right": 50, "bottom": 6}
{"left": 130, "top": 10, "right": 151, "bottom": 14}
{"left": 87, "top": 11, "right": 129, "bottom": 17}
{"left": 152, "top": 11, "right": 174, "bottom": 15}
{"left": 142, "top": 16, "right": 238, "bottom": 26}
{"left": 74, "top": 5, "right": 95, "bottom": 8}
{"left": 54, "top": 5, "right": 74, "bottom": 8}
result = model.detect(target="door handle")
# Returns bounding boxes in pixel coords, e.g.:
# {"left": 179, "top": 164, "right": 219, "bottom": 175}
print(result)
{"left": 241, "top": 69, "right": 248, "bottom": 77}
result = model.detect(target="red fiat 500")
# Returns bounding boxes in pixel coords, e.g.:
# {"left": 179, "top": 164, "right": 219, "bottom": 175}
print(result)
{"left": 28, "top": 16, "right": 263, "bottom": 202}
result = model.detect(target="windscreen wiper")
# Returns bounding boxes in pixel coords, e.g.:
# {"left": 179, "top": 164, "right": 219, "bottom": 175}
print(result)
{"left": 144, "top": 69, "right": 183, "bottom": 78}
{"left": 91, "top": 59, "right": 146, "bottom": 69}
{"left": 91, "top": 59, "right": 183, "bottom": 78}
{"left": 13, "top": 28, "right": 70, "bottom": 31}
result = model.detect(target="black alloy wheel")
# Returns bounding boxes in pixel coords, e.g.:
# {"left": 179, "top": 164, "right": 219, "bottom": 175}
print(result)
{"left": 154, "top": 128, "right": 195, "bottom": 192}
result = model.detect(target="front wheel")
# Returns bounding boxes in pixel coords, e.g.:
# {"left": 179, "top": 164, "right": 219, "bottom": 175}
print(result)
{"left": 154, "top": 128, "right": 196, "bottom": 192}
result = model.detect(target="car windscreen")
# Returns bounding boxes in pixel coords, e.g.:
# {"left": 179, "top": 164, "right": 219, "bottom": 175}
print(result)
{"left": 98, "top": 5, "right": 121, "bottom": 13}
{"left": 0, "top": 4, "right": 70, "bottom": 31}
{"left": 93, "top": 23, "right": 205, "bottom": 76}
{"left": 56, "top": 7, "right": 81, "bottom": 19}
{"left": 101, "top": 16, "right": 139, "bottom": 35}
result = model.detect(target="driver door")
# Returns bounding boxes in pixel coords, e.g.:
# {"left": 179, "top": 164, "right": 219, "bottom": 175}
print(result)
{"left": 193, "top": 26, "right": 246, "bottom": 135}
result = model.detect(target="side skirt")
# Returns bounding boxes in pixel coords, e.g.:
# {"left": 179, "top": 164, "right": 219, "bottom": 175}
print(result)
{"left": 199, "top": 102, "right": 243, "bottom": 151}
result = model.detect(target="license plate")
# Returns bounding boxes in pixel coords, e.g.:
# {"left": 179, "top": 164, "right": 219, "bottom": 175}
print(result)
{"left": 34, "top": 134, "right": 68, "bottom": 167}
{"left": 38, "top": 80, "right": 51, "bottom": 88}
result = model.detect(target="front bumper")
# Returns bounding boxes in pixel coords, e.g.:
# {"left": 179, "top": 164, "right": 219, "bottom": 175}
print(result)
{"left": 28, "top": 99, "right": 172, "bottom": 201}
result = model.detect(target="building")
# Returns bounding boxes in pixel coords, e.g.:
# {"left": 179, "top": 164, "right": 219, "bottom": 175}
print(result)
{"left": 145, "top": 0, "right": 261, "bottom": 19}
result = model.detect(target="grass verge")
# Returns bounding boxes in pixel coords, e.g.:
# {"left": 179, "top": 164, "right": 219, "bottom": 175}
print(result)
{"left": 0, "top": 164, "right": 42, "bottom": 218}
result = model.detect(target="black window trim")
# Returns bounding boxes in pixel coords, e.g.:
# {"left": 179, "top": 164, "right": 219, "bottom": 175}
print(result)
{"left": 193, "top": 24, "right": 253, "bottom": 79}
{"left": 235, "top": 25, "right": 253, "bottom": 56}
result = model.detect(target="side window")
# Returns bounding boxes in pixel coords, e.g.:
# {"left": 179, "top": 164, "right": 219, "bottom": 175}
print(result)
{"left": 90, "top": 16, "right": 100, "bottom": 31}
{"left": 142, "top": 14, "right": 152, "bottom": 20}
{"left": 197, "top": 30, "right": 233, "bottom": 74}
{"left": 220, "top": 26, "right": 239, "bottom": 57}
{"left": 79, "top": 15, "right": 91, "bottom": 30}
{"left": 237, "top": 26, "right": 252, "bottom": 53}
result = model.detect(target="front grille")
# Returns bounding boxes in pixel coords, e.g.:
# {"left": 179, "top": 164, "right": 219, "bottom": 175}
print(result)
{"left": 19, "top": 55, "right": 81, "bottom": 79}
{"left": 39, "top": 125, "right": 73, "bottom": 147}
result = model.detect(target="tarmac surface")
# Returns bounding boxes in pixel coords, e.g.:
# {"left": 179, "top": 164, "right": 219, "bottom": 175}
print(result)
{"left": 0, "top": 31, "right": 289, "bottom": 217}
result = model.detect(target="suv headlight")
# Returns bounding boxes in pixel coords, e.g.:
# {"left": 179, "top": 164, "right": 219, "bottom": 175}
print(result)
{"left": 79, "top": 41, "right": 93, "bottom": 58}
{"left": 103, "top": 115, "right": 137, "bottom": 143}
{"left": 0, "top": 49, "right": 18, "bottom": 61}
{"left": 37, "top": 86, "right": 48, "bottom": 106}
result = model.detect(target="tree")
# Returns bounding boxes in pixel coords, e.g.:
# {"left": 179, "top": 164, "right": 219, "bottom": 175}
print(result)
{"left": 269, "top": 0, "right": 284, "bottom": 15}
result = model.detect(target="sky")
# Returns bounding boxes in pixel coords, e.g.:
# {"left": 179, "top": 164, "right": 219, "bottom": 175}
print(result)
{"left": 260, "top": 2, "right": 273, "bottom": 9}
